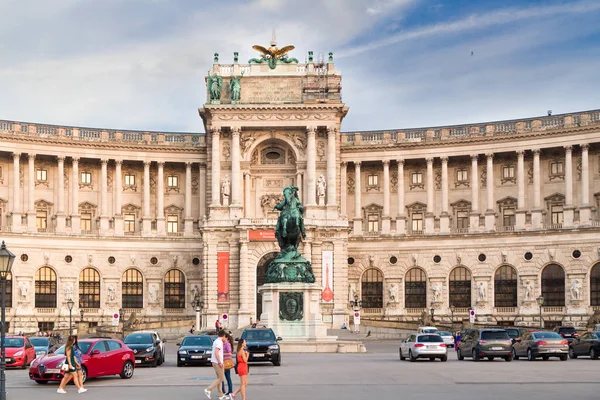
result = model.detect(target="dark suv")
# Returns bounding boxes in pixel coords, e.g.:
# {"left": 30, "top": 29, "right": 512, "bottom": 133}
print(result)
{"left": 554, "top": 326, "right": 578, "bottom": 343}
{"left": 239, "top": 328, "right": 282, "bottom": 366}
{"left": 457, "top": 328, "right": 513, "bottom": 362}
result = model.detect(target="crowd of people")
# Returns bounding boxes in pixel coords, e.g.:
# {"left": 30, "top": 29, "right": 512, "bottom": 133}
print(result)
{"left": 205, "top": 329, "right": 249, "bottom": 400}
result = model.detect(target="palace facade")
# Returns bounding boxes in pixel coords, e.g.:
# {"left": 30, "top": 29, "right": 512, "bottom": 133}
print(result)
{"left": 1, "top": 49, "right": 600, "bottom": 333}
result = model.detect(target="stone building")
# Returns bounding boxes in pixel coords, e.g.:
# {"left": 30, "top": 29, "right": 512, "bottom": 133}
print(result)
{"left": 1, "top": 45, "right": 600, "bottom": 333}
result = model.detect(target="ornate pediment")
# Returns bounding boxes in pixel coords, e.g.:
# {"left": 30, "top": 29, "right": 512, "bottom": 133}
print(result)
{"left": 164, "top": 204, "right": 183, "bottom": 215}
{"left": 78, "top": 201, "right": 97, "bottom": 212}
{"left": 544, "top": 192, "right": 565, "bottom": 205}
{"left": 35, "top": 199, "right": 54, "bottom": 209}
{"left": 362, "top": 203, "right": 383, "bottom": 213}
{"left": 406, "top": 201, "right": 427, "bottom": 212}
{"left": 451, "top": 199, "right": 471, "bottom": 209}
{"left": 496, "top": 196, "right": 517, "bottom": 208}
{"left": 122, "top": 203, "right": 141, "bottom": 214}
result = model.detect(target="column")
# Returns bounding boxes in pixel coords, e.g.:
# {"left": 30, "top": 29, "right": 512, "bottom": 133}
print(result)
{"left": 230, "top": 127, "right": 242, "bottom": 208}
{"left": 382, "top": 159, "right": 391, "bottom": 233}
{"left": 113, "top": 160, "right": 124, "bottom": 235}
{"left": 238, "top": 241, "right": 251, "bottom": 326}
{"left": 142, "top": 161, "right": 152, "bottom": 235}
{"left": 99, "top": 159, "right": 110, "bottom": 234}
{"left": 579, "top": 144, "right": 592, "bottom": 225}
{"left": 531, "top": 149, "right": 543, "bottom": 229}
{"left": 27, "top": 153, "right": 36, "bottom": 232}
{"left": 56, "top": 156, "right": 66, "bottom": 233}
{"left": 563, "top": 145, "right": 574, "bottom": 227}
{"left": 326, "top": 127, "right": 337, "bottom": 208}
{"left": 184, "top": 162, "right": 194, "bottom": 236}
{"left": 484, "top": 153, "right": 496, "bottom": 231}
{"left": 352, "top": 161, "right": 362, "bottom": 235}
{"left": 296, "top": 171, "right": 303, "bottom": 204}
{"left": 469, "top": 154, "right": 480, "bottom": 231}
{"left": 156, "top": 162, "right": 165, "bottom": 235}
{"left": 244, "top": 172, "right": 252, "bottom": 218}
{"left": 306, "top": 126, "right": 317, "bottom": 207}
{"left": 425, "top": 158, "right": 435, "bottom": 233}
{"left": 440, "top": 156, "right": 450, "bottom": 234}
{"left": 340, "top": 162, "right": 347, "bottom": 217}
{"left": 11, "top": 153, "right": 22, "bottom": 233}
{"left": 396, "top": 159, "right": 406, "bottom": 234}
{"left": 198, "top": 163, "right": 207, "bottom": 220}
{"left": 210, "top": 128, "right": 221, "bottom": 207}
{"left": 71, "top": 157, "right": 81, "bottom": 234}
{"left": 515, "top": 150, "right": 526, "bottom": 230}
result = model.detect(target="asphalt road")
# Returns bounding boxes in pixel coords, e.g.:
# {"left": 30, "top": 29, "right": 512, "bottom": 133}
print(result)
{"left": 6, "top": 341, "right": 600, "bottom": 400}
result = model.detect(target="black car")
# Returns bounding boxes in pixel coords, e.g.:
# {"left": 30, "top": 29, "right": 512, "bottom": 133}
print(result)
{"left": 239, "top": 328, "right": 281, "bottom": 366}
{"left": 568, "top": 331, "right": 600, "bottom": 359}
{"left": 554, "top": 326, "right": 579, "bottom": 343}
{"left": 124, "top": 333, "right": 164, "bottom": 367}
{"left": 177, "top": 335, "right": 214, "bottom": 367}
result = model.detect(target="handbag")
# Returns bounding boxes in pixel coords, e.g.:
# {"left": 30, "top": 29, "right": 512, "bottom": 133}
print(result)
{"left": 61, "top": 363, "right": 70, "bottom": 372}
{"left": 223, "top": 359, "right": 235, "bottom": 370}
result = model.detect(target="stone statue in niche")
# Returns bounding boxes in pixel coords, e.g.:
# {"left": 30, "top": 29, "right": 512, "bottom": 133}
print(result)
{"left": 388, "top": 283, "right": 398, "bottom": 303}
{"left": 107, "top": 284, "right": 116, "bottom": 303}
{"left": 191, "top": 285, "right": 201, "bottom": 300}
{"left": 221, "top": 175, "right": 231, "bottom": 205}
{"left": 523, "top": 280, "right": 534, "bottom": 301}
{"left": 430, "top": 283, "right": 442, "bottom": 303}
{"left": 64, "top": 283, "right": 74, "bottom": 301}
{"left": 148, "top": 284, "right": 159, "bottom": 304}
{"left": 317, "top": 174, "right": 326, "bottom": 205}
{"left": 570, "top": 279, "right": 581, "bottom": 301}
{"left": 18, "top": 281, "right": 29, "bottom": 301}
{"left": 477, "top": 281, "right": 487, "bottom": 302}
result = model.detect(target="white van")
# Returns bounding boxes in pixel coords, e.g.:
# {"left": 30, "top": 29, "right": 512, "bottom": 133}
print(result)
{"left": 417, "top": 326, "right": 439, "bottom": 334}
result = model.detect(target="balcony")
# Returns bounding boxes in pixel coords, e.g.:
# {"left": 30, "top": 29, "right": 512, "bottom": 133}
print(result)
{"left": 543, "top": 223, "right": 563, "bottom": 230}
{"left": 406, "top": 308, "right": 425, "bottom": 314}
{"left": 542, "top": 306, "right": 565, "bottom": 313}
{"left": 494, "top": 307, "right": 516, "bottom": 314}
{"left": 361, "top": 308, "right": 383, "bottom": 315}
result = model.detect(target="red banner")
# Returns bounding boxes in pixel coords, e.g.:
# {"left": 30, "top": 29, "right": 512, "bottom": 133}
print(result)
{"left": 249, "top": 230, "right": 276, "bottom": 241}
{"left": 217, "top": 252, "right": 229, "bottom": 302}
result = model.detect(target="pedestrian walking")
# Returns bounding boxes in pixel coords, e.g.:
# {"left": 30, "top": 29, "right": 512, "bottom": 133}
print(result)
{"left": 57, "top": 335, "right": 86, "bottom": 394}
{"left": 73, "top": 336, "right": 87, "bottom": 393}
{"left": 231, "top": 339, "right": 249, "bottom": 400}
{"left": 190, "top": 325, "right": 195, "bottom": 334}
{"left": 205, "top": 330, "right": 227, "bottom": 399}
{"left": 221, "top": 332, "right": 234, "bottom": 397}
{"left": 215, "top": 319, "right": 221, "bottom": 331}
{"left": 454, "top": 331, "right": 461, "bottom": 351}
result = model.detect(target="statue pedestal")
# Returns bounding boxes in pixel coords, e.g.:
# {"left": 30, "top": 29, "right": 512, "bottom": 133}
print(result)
{"left": 259, "top": 283, "right": 336, "bottom": 341}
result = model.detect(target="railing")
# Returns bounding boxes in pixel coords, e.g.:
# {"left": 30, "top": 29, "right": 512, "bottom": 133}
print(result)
{"left": 494, "top": 307, "right": 516, "bottom": 314}
{"left": 82, "top": 308, "right": 100, "bottom": 314}
{"left": 453, "top": 228, "right": 469, "bottom": 234}
{"left": 543, "top": 223, "right": 563, "bottom": 230}
{"left": 500, "top": 226, "right": 515, "bottom": 232}
{"left": 362, "top": 308, "right": 383, "bottom": 315}
{"left": 454, "top": 307, "right": 470, "bottom": 314}
{"left": 406, "top": 308, "right": 425, "bottom": 314}
{"left": 542, "top": 306, "right": 565, "bottom": 313}
{"left": 362, "top": 231, "right": 381, "bottom": 237}
{"left": 165, "top": 308, "right": 185, "bottom": 314}
{"left": 167, "top": 232, "right": 184, "bottom": 237}
{"left": 407, "top": 230, "right": 424, "bottom": 236}
{"left": 36, "top": 308, "right": 56, "bottom": 314}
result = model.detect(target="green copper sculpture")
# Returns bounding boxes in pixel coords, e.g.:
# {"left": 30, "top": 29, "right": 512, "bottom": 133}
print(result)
{"left": 249, "top": 34, "right": 299, "bottom": 70}
{"left": 265, "top": 186, "right": 315, "bottom": 283}
{"left": 229, "top": 74, "right": 243, "bottom": 102}
{"left": 207, "top": 73, "right": 223, "bottom": 102}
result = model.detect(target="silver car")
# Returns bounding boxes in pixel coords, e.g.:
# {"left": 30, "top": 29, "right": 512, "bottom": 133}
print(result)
{"left": 438, "top": 331, "right": 455, "bottom": 348}
{"left": 399, "top": 333, "right": 448, "bottom": 362}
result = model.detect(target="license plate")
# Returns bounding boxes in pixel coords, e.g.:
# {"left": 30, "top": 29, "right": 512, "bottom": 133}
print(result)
{"left": 191, "top": 356, "right": 204, "bottom": 359}
{"left": 4, "top": 359, "right": 10, "bottom": 363}
{"left": 427, "top": 345, "right": 436, "bottom": 349}
{"left": 135, "top": 360, "right": 141, "bottom": 364}
{"left": 490, "top": 347, "right": 503, "bottom": 350}
{"left": 46, "top": 368, "right": 60, "bottom": 374}
{"left": 253, "top": 353, "right": 264, "bottom": 357}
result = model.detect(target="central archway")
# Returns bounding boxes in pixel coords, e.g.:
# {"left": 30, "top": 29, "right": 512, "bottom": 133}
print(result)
{"left": 256, "top": 252, "right": 278, "bottom": 320}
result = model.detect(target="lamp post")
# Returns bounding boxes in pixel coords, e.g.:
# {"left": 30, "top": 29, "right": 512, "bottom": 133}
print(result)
{"left": 536, "top": 296, "right": 544, "bottom": 331}
{"left": 191, "top": 297, "right": 204, "bottom": 333}
{"left": 430, "top": 307, "right": 435, "bottom": 323}
{"left": 67, "top": 299, "right": 74, "bottom": 336}
{"left": 350, "top": 294, "right": 362, "bottom": 334}
{"left": 119, "top": 308, "right": 124, "bottom": 323}
{"left": 450, "top": 304, "right": 456, "bottom": 333}
{"left": 0, "top": 241, "right": 16, "bottom": 400}
{"left": 80, "top": 309, "right": 85, "bottom": 322}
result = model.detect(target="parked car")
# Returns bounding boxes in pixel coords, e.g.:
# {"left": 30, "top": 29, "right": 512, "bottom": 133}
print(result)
{"left": 513, "top": 331, "right": 568, "bottom": 361}
{"left": 5, "top": 336, "right": 36, "bottom": 369}
{"left": 199, "top": 330, "right": 219, "bottom": 341}
{"left": 438, "top": 331, "right": 455, "bottom": 348}
{"left": 417, "top": 326, "right": 439, "bottom": 334}
{"left": 29, "top": 337, "right": 55, "bottom": 358}
{"left": 457, "top": 329, "right": 513, "bottom": 361}
{"left": 239, "top": 328, "right": 281, "bottom": 366}
{"left": 400, "top": 333, "right": 447, "bottom": 362}
{"left": 29, "top": 338, "right": 135, "bottom": 384}
{"left": 568, "top": 331, "right": 600, "bottom": 359}
{"left": 502, "top": 327, "right": 522, "bottom": 342}
{"left": 554, "top": 326, "right": 579, "bottom": 343}
{"left": 176, "top": 335, "right": 213, "bottom": 367}
{"left": 124, "top": 332, "right": 165, "bottom": 367}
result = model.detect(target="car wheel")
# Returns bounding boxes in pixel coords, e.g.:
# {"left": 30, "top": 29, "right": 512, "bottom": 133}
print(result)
{"left": 409, "top": 350, "right": 416, "bottom": 362}
{"left": 273, "top": 357, "right": 281, "bottom": 366}
{"left": 21, "top": 357, "right": 28, "bottom": 369}
{"left": 440, "top": 355, "right": 447, "bottom": 362}
{"left": 542, "top": 356, "right": 549, "bottom": 361}
{"left": 504, "top": 354, "right": 513, "bottom": 362}
{"left": 488, "top": 357, "right": 495, "bottom": 361}
{"left": 151, "top": 358, "right": 158, "bottom": 368}
{"left": 157, "top": 352, "right": 163, "bottom": 366}
{"left": 512, "top": 348, "right": 519, "bottom": 360}
{"left": 568, "top": 347, "right": 577, "bottom": 359}
{"left": 35, "top": 380, "right": 48, "bottom": 384}
{"left": 81, "top": 366, "right": 88, "bottom": 384}
{"left": 590, "top": 348, "right": 598, "bottom": 360}
{"left": 457, "top": 349, "right": 464, "bottom": 361}
{"left": 177, "top": 360, "right": 183, "bottom": 367}
{"left": 472, "top": 349, "right": 479, "bottom": 362}
{"left": 399, "top": 349, "right": 405, "bottom": 361}
{"left": 560, "top": 355, "right": 568, "bottom": 361}
{"left": 120, "top": 361, "right": 134, "bottom": 379}
{"left": 527, "top": 349, "right": 535, "bottom": 361}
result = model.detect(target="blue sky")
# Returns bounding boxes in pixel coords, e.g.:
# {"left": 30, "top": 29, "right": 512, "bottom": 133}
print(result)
{"left": 0, "top": 0, "right": 598, "bottom": 133}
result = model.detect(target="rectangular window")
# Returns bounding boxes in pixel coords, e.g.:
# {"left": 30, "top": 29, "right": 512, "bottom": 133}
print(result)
{"left": 368, "top": 174, "right": 378, "bottom": 187}
{"left": 503, "top": 165, "right": 515, "bottom": 179}
{"left": 124, "top": 214, "right": 135, "bottom": 233}
{"left": 503, "top": 208, "right": 515, "bottom": 227}
{"left": 81, "top": 213, "right": 92, "bottom": 231}
{"left": 551, "top": 205, "right": 563, "bottom": 224}
{"left": 457, "top": 211, "right": 469, "bottom": 229}
{"left": 367, "top": 214, "right": 379, "bottom": 232}
{"left": 167, "top": 175, "right": 178, "bottom": 187}
{"left": 412, "top": 213, "right": 423, "bottom": 231}
{"left": 457, "top": 169, "right": 468, "bottom": 182}
{"left": 124, "top": 174, "right": 135, "bottom": 186}
{"left": 81, "top": 172, "right": 92, "bottom": 184}
{"left": 167, "top": 215, "right": 178, "bottom": 233}
{"left": 36, "top": 169, "right": 47, "bottom": 181}
{"left": 36, "top": 211, "right": 47, "bottom": 230}
{"left": 550, "top": 162, "right": 563, "bottom": 175}
{"left": 411, "top": 172, "right": 423, "bottom": 185}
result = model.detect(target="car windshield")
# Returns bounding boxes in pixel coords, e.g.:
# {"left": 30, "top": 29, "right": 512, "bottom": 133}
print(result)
{"left": 481, "top": 331, "right": 509, "bottom": 340}
{"left": 124, "top": 334, "right": 154, "bottom": 344}
{"left": 558, "top": 327, "right": 576, "bottom": 333}
{"left": 504, "top": 328, "right": 520, "bottom": 338}
{"left": 533, "top": 332, "right": 562, "bottom": 339}
{"left": 417, "top": 335, "right": 443, "bottom": 343}
{"left": 5, "top": 338, "right": 24, "bottom": 348}
{"left": 438, "top": 331, "right": 452, "bottom": 336}
{"left": 54, "top": 342, "right": 93, "bottom": 355}
{"left": 182, "top": 337, "right": 212, "bottom": 346}
{"left": 242, "top": 330, "right": 276, "bottom": 341}
{"left": 30, "top": 338, "right": 50, "bottom": 346}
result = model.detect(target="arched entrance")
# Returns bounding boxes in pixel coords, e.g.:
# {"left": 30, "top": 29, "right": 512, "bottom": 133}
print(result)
{"left": 256, "top": 252, "right": 278, "bottom": 320}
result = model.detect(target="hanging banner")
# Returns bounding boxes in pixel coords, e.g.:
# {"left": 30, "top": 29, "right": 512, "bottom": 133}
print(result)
{"left": 321, "top": 250, "right": 334, "bottom": 303}
{"left": 249, "top": 230, "right": 276, "bottom": 241}
{"left": 217, "top": 252, "right": 230, "bottom": 302}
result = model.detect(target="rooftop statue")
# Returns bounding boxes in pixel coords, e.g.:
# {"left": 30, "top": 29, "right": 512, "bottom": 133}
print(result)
{"left": 229, "top": 73, "right": 243, "bottom": 102}
{"left": 207, "top": 73, "right": 223, "bottom": 102}
{"left": 249, "top": 30, "right": 299, "bottom": 70}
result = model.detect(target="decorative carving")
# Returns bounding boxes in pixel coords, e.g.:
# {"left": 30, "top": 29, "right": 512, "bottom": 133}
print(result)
{"left": 435, "top": 168, "right": 442, "bottom": 190}
{"left": 577, "top": 157, "right": 582, "bottom": 181}
{"left": 477, "top": 281, "right": 487, "bottom": 302}
{"left": 221, "top": 175, "right": 230, "bottom": 202}
{"left": 107, "top": 284, "right": 117, "bottom": 303}
{"left": 191, "top": 172, "right": 199, "bottom": 195}
{"left": 527, "top": 163, "right": 534, "bottom": 184}
{"left": 130, "top": 254, "right": 136, "bottom": 266}
{"left": 285, "top": 132, "right": 307, "bottom": 155}
{"left": 391, "top": 171, "right": 398, "bottom": 191}
{"left": 18, "top": 281, "right": 29, "bottom": 301}
{"left": 480, "top": 165, "right": 487, "bottom": 187}
{"left": 222, "top": 142, "right": 231, "bottom": 160}
{"left": 347, "top": 175, "right": 355, "bottom": 194}
{"left": 388, "top": 283, "right": 398, "bottom": 303}
{"left": 570, "top": 279, "right": 581, "bottom": 301}
{"left": 316, "top": 141, "right": 326, "bottom": 161}
{"left": 240, "top": 131, "right": 257, "bottom": 155}
{"left": 260, "top": 193, "right": 284, "bottom": 217}
{"left": 430, "top": 283, "right": 442, "bottom": 302}
{"left": 63, "top": 283, "right": 74, "bottom": 301}
{"left": 279, "top": 292, "right": 303, "bottom": 321}
{"left": 107, "top": 172, "right": 113, "bottom": 192}
{"left": 148, "top": 283, "right": 160, "bottom": 304}
{"left": 523, "top": 279, "right": 534, "bottom": 301}
{"left": 265, "top": 179, "right": 282, "bottom": 188}
{"left": 64, "top": 173, "right": 69, "bottom": 189}
{"left": 317, "top": 174, "right": 326, "bottom": 201}
{"left": 251, "top": 150, "right": 258, "bottom": 165}
{"left": 288, "top": 150, "right": 296, "bottom": 165}
{"left": 191, "top": 285, "right": 201, "bottom": 300}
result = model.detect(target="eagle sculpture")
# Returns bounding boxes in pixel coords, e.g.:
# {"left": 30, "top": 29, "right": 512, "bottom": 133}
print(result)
{"left": 249, "top": 31, "right": 298, "bottom": 69}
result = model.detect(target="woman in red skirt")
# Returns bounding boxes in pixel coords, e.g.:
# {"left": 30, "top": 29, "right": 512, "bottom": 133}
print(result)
{"left": 231, "top": 339, "right": 249, "bottom": 400}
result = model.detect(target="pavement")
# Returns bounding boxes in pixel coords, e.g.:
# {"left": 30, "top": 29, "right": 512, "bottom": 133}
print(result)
{"left": 6, "top": 341, "right": 600, "bottom": 400}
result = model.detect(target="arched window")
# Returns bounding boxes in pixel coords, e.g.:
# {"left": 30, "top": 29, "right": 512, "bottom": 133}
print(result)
{"left": 164, "top": 269, "right": 185, "bottom": 309}
{"left": 405, "top": 268, "right": 426, "bottom": 309}
{"left": 494, "top": 265, "right": 518, "bottom": 307}
{"left": 35, "top": 267, "right": 57, "bottom": 308}
{"left": 5, "top": 272, "right": 12, "bottom": 308}
{"left": 122, "top": 269, "right": 143, "bottom": 309}
{"left": 449, "top": 267, "right": 471, "bottom": 308}
{"left": 79, "top": 268, "right": 100, "bottom": 309}
{"left": 591, "top": 263, "right": 600, "bottom": 306}
{"left": 361, "top": 269, "right": 383, "bottom": 309}
{"left": 541, "top": 264, "right": 565, "bottom": 307}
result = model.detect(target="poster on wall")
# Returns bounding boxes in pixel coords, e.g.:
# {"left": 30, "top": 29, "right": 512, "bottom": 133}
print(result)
{"left": 217, "top": 252, "right": 230, "bottom": 302}
{"left": 321, "top": 250, "right": 334, "bottom": 303}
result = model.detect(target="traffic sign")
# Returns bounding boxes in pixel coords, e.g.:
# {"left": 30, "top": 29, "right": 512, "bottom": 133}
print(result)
{"left": 112, "top": 313, "right": 119, "bottom": 326}
{"left": 469, "top": 308, "right": 476, "bottom": 323}
{"left": 222, "top": 313, "right": 228, "bottom": 321}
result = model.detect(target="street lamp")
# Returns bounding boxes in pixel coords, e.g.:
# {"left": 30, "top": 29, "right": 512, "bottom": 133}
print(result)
{"left": 349, "top": 294, "right": 362, "bottom": 334}
{"left": 67, "top": 299, "right": 75, "bottom": 335}
{"left": 536, "top": 296, "right": 544, "bottom": 331}
{"left": 119, "top": 308, "right": 124, "bottom": 323}
{"left": 0, "top": 241, "right": 16, "bottom": 400}
{"left": 80, "top": 309, "right": 85, "bottom": 322}
{"left": 430, "top": 307, "right": 435, "bottom": 323}
{"left": 450, "top": 304, "right": 456, "bottom": 333}
{"left": 191, "top": 296, "right": 204, "bottom": 333}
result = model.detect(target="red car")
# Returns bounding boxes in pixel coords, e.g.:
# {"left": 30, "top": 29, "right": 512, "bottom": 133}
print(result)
{"left": 29, "top": 338, "right": 135, "bottom": 384}
{"left": 5, "top": 336, "right": 36, "bottom": 369}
